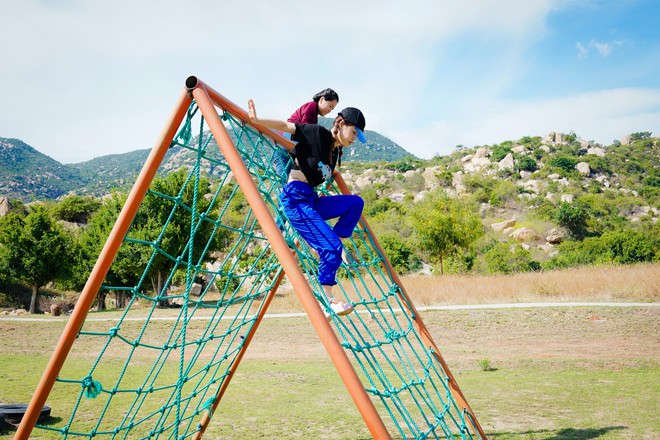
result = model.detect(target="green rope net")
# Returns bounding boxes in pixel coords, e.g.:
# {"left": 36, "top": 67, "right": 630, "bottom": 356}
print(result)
{"left": 32, "top": 101, "right": 481, "bottom": 439}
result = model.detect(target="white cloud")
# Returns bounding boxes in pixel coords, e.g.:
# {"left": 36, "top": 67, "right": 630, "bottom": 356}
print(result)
{"left": 1, "top": 0, "right": 657, "bottom": 165}
{"left": 576, "top": 38, "right": 624, "bottom": 58}
{"left": 576, "top": 42, "right": 589, "bottom": 59}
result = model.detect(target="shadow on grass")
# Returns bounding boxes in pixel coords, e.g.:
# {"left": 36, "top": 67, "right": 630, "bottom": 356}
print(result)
{"left": 490, "top": 426, "right": 627, "bottom": 439}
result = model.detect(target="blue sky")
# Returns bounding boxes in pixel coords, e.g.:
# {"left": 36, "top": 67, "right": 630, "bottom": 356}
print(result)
{"left": 1, "top": 0, "right": 658, "bottom": 164}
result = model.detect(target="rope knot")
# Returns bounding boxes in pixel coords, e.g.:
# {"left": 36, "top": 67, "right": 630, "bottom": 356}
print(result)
{"left": 82, "top": 376, "right": 103, "bottom": 399}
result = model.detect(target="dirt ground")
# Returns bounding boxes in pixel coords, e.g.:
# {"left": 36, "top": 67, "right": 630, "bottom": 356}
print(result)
{"left": 236, "top": 305, "right": 659, "bottom": 372}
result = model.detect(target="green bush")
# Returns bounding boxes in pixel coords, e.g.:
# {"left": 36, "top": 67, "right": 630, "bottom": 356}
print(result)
{"left": 482, "top": 241, "right": 539, "bottom": 274}
{"left": 547, "top": 155, "right": 578, "bottom": 173}
{"left": 52, "top": 195, "right": 102, "bottom": 224}
{"left": 517, "top": 156, "right": 538, "bottom": 172}
{"left": 554, "top": 202, "right": 589, "bottom": 239}
{"left": 379, "top": 234, "right": 422, "bottom": 274}
{"left": 602, "top": 229, "right": 658, "bottom": 264}
{"left": 491, "top": 145, "right": 512, "bottom": 162}
{"left": 544, "top": 228, "right": 658, "bottom": 269}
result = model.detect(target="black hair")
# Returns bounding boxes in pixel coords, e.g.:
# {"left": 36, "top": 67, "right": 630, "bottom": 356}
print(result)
{"left": 312, "top": 88, "right": 339, "bottom": 103}
{"left": 331, "top": 115, "right": 345, "bottom": 167}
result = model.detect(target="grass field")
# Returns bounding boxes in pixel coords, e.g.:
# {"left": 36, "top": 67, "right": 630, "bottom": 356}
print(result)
{"left": 0, "top": 263, "right": 658, "bottom": 439}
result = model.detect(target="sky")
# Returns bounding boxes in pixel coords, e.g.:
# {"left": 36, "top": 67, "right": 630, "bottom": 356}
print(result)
{"left": 1, "top": 0, "right": 659, "bottom": 164}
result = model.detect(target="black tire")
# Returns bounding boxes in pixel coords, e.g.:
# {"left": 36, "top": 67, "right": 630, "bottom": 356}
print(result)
{"left": 0, "top": 404, "right": 51, "bottom": 423}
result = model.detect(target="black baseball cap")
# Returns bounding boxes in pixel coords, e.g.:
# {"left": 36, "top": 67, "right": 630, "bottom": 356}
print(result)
{"left": 339, "top": 107, "right": 366, "bottom": 143}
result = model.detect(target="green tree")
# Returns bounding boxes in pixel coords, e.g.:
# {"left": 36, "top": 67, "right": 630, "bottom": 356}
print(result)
{"left": 0, "top": 206, "right": 73, "bottom": 313}
{"left": 555, "top": 202, "right": 589, "bottom": 239}
{"left": 483, "top": 241, "right": 538, "bottom": 274}
{"left": 410, "top": 190, "right": 483, "bottom": 274}
{"left": 631, "top": 131, "right": 652, "bottom": 141}
{"left": 134, "top": 169, "right": 219, "bottom": 301}
{"left": 516, "top": 156, "right": 538, "bottom": 172}
{"left": 602, "top": 229, "right": 658, "bottom": 264}
{"left": 52, "top": 195, "right": 101, "bottom": 223}
{"left": 547, "top": 155, "right": 578, "bottom": 173}
{"left": 67, "top": 192, "right": 140, "bottom": 310}
{"left": 379, "top": 233, "right": 421, "bottom": 274}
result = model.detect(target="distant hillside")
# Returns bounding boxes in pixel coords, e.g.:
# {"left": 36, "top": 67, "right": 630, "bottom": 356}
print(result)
{"left": 1, "top": 123, "right": 413, "bottom": 201}
{"left": 70, "top": 148, "right": 179, "bottom": 195}
{"left": 0, "top": 137, "right": 86, "bottom": 200}
{"left": 317, "top": 117, "right": 413, "bottom": 162}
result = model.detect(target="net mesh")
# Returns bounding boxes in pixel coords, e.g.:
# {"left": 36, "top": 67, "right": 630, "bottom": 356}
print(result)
{"left": 31, "top": 98, "right": 481, "bottom": 439}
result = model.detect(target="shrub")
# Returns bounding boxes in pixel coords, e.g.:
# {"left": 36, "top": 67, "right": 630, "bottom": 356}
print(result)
{"left": 517, "top": 156, "right": 538, "bottom": 172}
{"left": 554, "top": 202, "right": 589, "bottom": 239}
{"left": 544, "top": 228, "right": 658, "bottom": 269}
{"left": 483, "top": 241, "right": 538, "bottom": 274}
{"left": 602, "top": 229, "right": 658, "bottom": 264}
{"left": 477, "top": 358, "right": 496, "bottom": 372}
{"left": 379, "top": 234, "right": 422, "bottom": 274}
{"left": 491, "top": 145, "right": 512, "bottom": 162}
{"left": 547, "top": 155, "right": 578, "bottom": 173}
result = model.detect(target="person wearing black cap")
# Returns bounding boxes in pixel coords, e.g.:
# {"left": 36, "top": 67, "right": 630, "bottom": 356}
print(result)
{"left": 248, "top": 98, "right": 366, "bottom": 318}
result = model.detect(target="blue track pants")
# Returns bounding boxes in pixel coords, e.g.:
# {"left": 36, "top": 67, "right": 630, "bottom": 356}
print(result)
{"left": 280, "top": 181, "right": 364, "bottom": 286}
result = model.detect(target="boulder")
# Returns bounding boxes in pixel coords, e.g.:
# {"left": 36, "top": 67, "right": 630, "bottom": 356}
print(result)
{"left": 498, "top": 153, "right": 515, "bottom": 171}
{"left": 0, "top": 197, "right": 9, "bottom": 217}
{"left": 474, "top": 147, "right": 490, "bottom": 159}
{"left": 464, "top": 157, "right": 490, "bottom": 173}
{"left": 354, "top": 176, "right": 373, "bottom": 189}
{"left": 511, "top": 227, "right": 544, "bottom": 244}
{"left": 389, "top": 193, "right": 405, "bottom": 202}
{"left": 545, "top": 132, "right": 565, "bottom": 144}
{"left": 422, "top": 166, "right": 442, "bottom": 188}
{"left": 452, "top": 172, "right": 466, "bottom": 194}
{"left": 576, "top": 162, "right": 591, "bottom": 175}
{"left": 522, "top": 179, "right": 542, "bottom": 194}
{"left": 190, "top": 283, "right": 203, "bottom": 296}
{"left": 587, "top": 147, "right": 606, "bottom": 157}
{"left": 560, "top": 194, "right": 574, "bottom": 204}
{"left": 620, "top": 134, "right": 633, "bottom": 145}
{"left": 491, "top": 219, "right": 517, "bottom": 232}
{"left": 414, "top": 190, "right": 427, "bottom": 202}
{"left": 578, "top": 139, "right": 591, "bottom": 150}
{"left": 545, "top": 228, "right": 564, "bottom": 244}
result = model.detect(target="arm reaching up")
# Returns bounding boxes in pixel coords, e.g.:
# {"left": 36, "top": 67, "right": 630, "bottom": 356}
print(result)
{"left": 248, "top": 99, "right": 296, "bottom": 134}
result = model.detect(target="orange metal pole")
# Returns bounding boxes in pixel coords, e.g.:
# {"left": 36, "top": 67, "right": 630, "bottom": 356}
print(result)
{"left": 193, "top": 269, "right": 286, "bottom": 439}
{"left": 334, "top": 172, "right": 488, "bottom": 440}
{"left": 14, "top": 90, "right": 193, "bottom": 440}
{"left": 189, "top": 81, "right": 391, "bottom": 440}
{"left": 184, "top": 76, "right": 296, "bottom": 152}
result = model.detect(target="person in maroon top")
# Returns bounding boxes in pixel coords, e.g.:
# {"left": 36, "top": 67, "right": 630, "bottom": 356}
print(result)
{"left": 288, "top": 88, "right": 339, "bottom": 125}
{"left": 275, "top": 89, "right": 340, "bottom": 177}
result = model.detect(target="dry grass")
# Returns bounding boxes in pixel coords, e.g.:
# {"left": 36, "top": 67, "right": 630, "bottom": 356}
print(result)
{"left": 399, "top": 262, "right": 659, "bottom": 306}
{"left": 265, "top": 263, "right": 659, "bottom": 315}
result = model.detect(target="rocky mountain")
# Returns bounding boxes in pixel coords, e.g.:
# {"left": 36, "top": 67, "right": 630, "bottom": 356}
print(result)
{"left": 0, "top": 137, "right": 86, "bottom": 200}
{"left": 339, "top": 131, "right": 659, "bottom": 263}
{"left": 1, "top": 124, "right": 412, "bottom": 201}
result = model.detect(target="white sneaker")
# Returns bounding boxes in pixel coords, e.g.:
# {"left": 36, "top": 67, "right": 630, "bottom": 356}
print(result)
{"left": 320, "top": 299, "right": 354, "bottom": 320}
{"left": 330, "top": 300, "right": 354, "bottom": 316}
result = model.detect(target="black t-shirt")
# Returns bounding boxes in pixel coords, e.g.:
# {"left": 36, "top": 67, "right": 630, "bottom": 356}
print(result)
{"left": 291, "top": 124, "right": 340, "bottom": 187}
